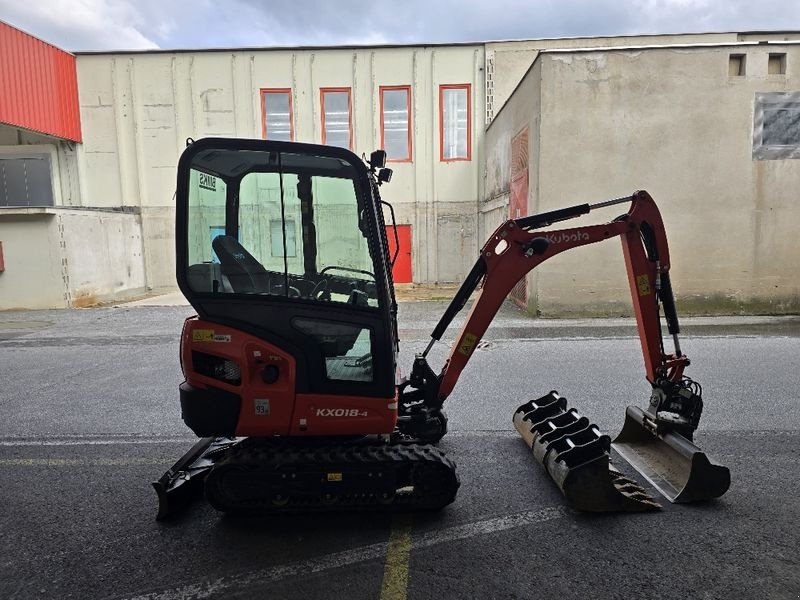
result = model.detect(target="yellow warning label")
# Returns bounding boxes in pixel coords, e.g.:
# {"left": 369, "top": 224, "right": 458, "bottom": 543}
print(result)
{"left": 327, "top": 472, "right": 343, "bottom": 482}
{"left": 458, "top": 333, "right": 478, "bottom": 356}
{"left": 636, "top": 275, "right": 651, "bottom": 296}
{"left": 192, "top": 329, "right": 214, "bottom": 342}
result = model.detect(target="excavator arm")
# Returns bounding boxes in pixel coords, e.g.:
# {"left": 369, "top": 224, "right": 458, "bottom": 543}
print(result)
{"left": 398, "top": 190, "right": 729, "bottom": 511}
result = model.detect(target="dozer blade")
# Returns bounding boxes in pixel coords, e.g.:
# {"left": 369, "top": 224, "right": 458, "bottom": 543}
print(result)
{"left": 612, "top": 405, "right": 730, "bottom": 503}
{"left": 513, "top": 392, "right": 660, "bottom": 512}
{"left": 153, "top": 437, "right": 240, "bottom": 520}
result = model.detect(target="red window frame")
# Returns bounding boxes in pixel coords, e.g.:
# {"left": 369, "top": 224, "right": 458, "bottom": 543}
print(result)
{"left": 260, "top": 88, "right": 294, "bottom": 141}
{"left": 439, "top": 84, "right": 472, "bottom": 162}
{"left": 320, "top": 87, "right": 353, "bottom": 150}
{"left": 379, "top": 85, "right": 412, "bottom": 162}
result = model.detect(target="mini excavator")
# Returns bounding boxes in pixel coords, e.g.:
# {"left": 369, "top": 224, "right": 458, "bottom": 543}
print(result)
{"left": 154, "top": 138, "right": 730, "bottom": 519}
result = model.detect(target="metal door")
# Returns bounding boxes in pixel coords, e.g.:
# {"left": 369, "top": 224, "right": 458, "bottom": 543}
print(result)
{"left": 386, "top": 225, "right": 412, "bottom": 283}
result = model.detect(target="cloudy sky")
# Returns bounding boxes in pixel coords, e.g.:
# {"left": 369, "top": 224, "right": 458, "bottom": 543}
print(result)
{"left": 1, "top": 0, "right": 799, "bottom": 51}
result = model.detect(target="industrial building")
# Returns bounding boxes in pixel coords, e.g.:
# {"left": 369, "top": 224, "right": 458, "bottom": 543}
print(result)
{"left": 0, "top": 21, "right": 798, "bottom": 314}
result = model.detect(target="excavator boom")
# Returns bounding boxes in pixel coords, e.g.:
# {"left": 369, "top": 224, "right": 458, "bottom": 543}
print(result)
{"left": 400, "top": 190, "right": 730, "bottom": 510}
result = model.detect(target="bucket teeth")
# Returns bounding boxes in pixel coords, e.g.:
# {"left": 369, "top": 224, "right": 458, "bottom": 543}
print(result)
{"left": 513, "top": 392, "right": 660, "bottom": 512}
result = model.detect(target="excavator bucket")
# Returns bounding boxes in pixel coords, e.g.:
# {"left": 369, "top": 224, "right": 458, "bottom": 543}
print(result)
{"left": 612, "top": 405, "right": 730, "bottom": 503}
{"left": 513, "top": 392, "right": 660, "bottom": 512}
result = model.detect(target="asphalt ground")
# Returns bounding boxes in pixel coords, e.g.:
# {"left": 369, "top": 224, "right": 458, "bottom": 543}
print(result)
{"left": 1, "top": 302, "right": 799, "bottom": 599}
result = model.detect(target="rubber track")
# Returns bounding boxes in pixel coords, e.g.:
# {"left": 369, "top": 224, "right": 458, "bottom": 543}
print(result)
{"left": 204, "top": 442, "right": 460, "bottom": 514}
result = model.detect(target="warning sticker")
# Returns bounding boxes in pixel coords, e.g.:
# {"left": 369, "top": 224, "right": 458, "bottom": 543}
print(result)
{"left": 192, "top": 330, "right": 231, "bottom": 342}
{"left": 192, "top": 329, "right": 214, "bottom": 342}
{"left": 254, "top": 399, "right": 270, "bottom": 416}
{"left": 458, "top": 333, "right": 478, "bottom": 356}
{"left": 636, "top": 275, "right": 651, "bottom": 297}
{"left": 327, "top": 472, "right": 343, "bottom": 482}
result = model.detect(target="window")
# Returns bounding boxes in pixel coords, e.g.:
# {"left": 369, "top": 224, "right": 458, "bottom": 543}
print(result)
{"left": 0, "top": 154, "right": 54, "bottom": 207}
{"left": 184, "top": 149, "right": 378, "bottom": 307}
{"left": 440, "top": 84, "right": 471, "bottom": 161}
{"left": 729, "top": 54, "right": 746, "bottom": 77}
{"left": 261, "top": 89, "right": 294, "bottom": 141}
{"left": 291, "top": 318, "right": 373, "bottom": 382}
{"left": 270, "top": 219, "right": 296, "bottom": 257}
{"left": 380, "top": 86, "right": 411, "bottom": 162}
{"left": 321, "top": 88, "right": 353, "bottom": 149}
{"left": 768, "top": 53, "right": 787, "bottom": 75}
{"left": 187, "top": 170, "right": 227, "bottom": 266}
{"left": 753, "top": 92, "right": 800, "bottom": 160}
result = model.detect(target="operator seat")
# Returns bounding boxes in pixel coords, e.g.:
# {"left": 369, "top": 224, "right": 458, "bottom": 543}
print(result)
{"left": 211, "top": 235, "right": 271, "bottom": 294}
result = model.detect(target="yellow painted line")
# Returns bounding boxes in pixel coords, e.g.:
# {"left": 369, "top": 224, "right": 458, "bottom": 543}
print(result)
{"left": 0, "top": 458, "right": 169, "bottom": 467}
{"left": 380, "top": 513, "right": 413, "bottom": 600}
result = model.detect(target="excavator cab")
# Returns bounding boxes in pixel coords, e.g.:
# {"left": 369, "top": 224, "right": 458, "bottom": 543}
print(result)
{"left": 175, "top": 139, "right": 400, "bottom": 439}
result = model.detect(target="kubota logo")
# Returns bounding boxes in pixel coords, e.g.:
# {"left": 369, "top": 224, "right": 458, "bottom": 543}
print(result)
{"left": 543, "top": 231, "right": 590, "bottom": 244}
{"left": 316, "top": 408, "right": 369, "bottom": 417}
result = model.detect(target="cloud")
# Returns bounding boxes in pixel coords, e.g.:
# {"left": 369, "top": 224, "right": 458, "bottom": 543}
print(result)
{"left": 0, "top": 0, "right": 158, "bottom": 50}
{"left": 2, "top": 0, "right": 799, "bottom": 51}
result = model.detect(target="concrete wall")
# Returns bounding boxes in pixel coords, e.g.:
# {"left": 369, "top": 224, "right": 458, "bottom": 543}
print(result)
{"left": 0, "top": 207, "right": 146, "bottom": 310}
{"left": 76, "top": 45, "right": 485, "bottom": 287}
{"left": 58, "top": 209, "right": 146, "bottom": 306}
{"left": 486, "top": 33, "right": 741, "bottom": 125}
{"left": 484, "top": 41, "right": 800, "bottom": 315}
{"left": 0, "top": 123, "right": 146, "bottom": 309}
{"left": 0, "top": 213, "right": 63, "bottom": 309}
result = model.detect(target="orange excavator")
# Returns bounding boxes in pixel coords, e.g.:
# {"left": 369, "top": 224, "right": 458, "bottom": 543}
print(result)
{"left": 153, "top": 138, "right": 729, "bottom": 519}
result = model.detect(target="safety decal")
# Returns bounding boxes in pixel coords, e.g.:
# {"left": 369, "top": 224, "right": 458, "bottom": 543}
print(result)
{"left": 458, "top": 333, "right": 478, "bottom": 356}
{"left": 192, "top": 329, "right": 232, "bottom": 342}
{"left": 327, "top": 472, "right": 343, "bottom": 482}
{"left": 636, "top": 275, "right": 651, "bottom": 296}
{"left": 192, "top": 329, "right": 215, "bottom": 342}
{"left": 254, "top": 399, "right": 270, "bottom": 416}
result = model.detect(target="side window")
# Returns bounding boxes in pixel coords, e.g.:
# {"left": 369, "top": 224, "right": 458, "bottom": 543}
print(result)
{"left": 439, "top": 84, "right": 471, "bottom": 161}
{"left": 261, "top": 89, "right": 294, "bottom": 141}
{"left": 183, "top": 149, "right": 378, "bottom": 306}
{"left": 292, "top": 318, "right": 373, "bottom": 382}
{"left": 380, "top": 86, "right": 412, "bottom": 162}
{"left": 321, "top": 88, "right": 353, "bottom": 149}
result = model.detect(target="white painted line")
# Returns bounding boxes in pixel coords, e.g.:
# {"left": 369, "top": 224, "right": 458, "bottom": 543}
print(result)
{"left": 0, "top": 431, "right": 523, "bottom": 446}
{"left": 0, "top": 458, "right": 169, "bottom": 466}
{"left": 123, "top": 506, "right": 566, "bottom": 600}
{"left": 446, "top": 430, "right": 517, "bottom": 438}
{"left": 413, "top": 506, "right": 566, "bottom": 549}
{"left": 0, "top": 437, "right": 194, "bottom": 447}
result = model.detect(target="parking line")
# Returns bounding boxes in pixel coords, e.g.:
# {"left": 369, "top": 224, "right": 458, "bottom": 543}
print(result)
{"left": 0, "top": 435, "right": 195, "bottom": 447}
{"left": 380, "top": 514, "right": 413, "bottom": 600}
{"left": 123, "top": 506, "right": 566, "bottom": 600}
{"left": 0, "top": 458, "right": 168, "bottom": 466}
